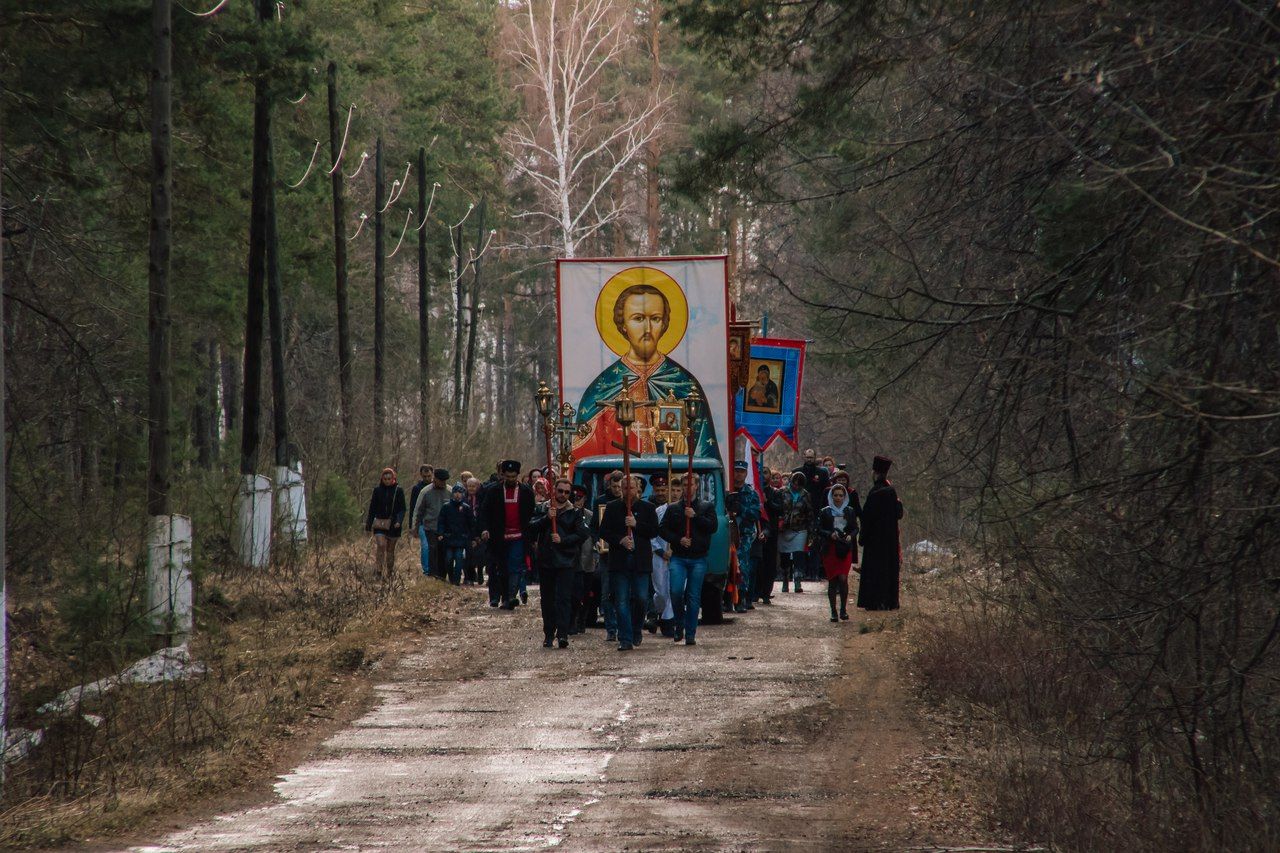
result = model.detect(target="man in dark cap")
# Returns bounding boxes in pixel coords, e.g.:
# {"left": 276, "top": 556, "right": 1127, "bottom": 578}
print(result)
{"left": 478, "top": 460, "right": 536, "bottom": 608}
{"left": 411, "top": 467, "right": 452, "bottom": 579}
{"left": 857, "top": 455, "right": 904, "bottom": 611}
{"left": 528, "top": 477, "right": 591, "bottom": 648}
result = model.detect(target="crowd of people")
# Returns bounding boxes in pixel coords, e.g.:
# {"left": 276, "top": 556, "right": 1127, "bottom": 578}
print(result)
{"left": 363, "top": 448, "right": 904, "bottom": 650}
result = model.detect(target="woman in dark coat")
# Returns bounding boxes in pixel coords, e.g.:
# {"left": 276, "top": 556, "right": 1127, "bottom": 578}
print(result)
{"left": 366, "top": 467, "right": 407, "bottom": 576}
{"left": 777, "top": 471, "right": 813, "bottom": 593}
{"left": 758, "top": 469, "right": 787, "bottom": 604}
{"left": 817, "top": 483, "right": 860, "bottom": 621}
{"left": 857, "top": 456, "right": 904, "bottom": 611}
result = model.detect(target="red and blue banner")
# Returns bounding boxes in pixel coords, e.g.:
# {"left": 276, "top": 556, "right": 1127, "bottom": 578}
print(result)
{"left": 734, "top": 337, "right": 806, "bottom": 452}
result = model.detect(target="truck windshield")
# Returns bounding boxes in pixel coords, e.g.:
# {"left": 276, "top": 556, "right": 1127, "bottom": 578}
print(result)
{"left": 583, "top": 470, "right": 720, "bottom": 506}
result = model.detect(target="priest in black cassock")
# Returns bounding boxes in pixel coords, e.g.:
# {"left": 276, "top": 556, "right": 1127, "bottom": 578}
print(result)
{"left": 857, "top": 455, "right": 904, "bottom": 611}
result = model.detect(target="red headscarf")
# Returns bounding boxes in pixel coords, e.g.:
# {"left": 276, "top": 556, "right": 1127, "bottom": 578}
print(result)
{"left": 381, "top": 467, "right": 397, "bottom": 486}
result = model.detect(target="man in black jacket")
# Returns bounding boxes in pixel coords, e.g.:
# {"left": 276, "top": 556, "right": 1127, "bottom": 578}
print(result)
{"left": 477, "top": 459, "right": 536, "bottom": 609}
{"left": 599, "top": 475, "right": 659, "bottom": 651}
{"left": 528, "top": 477, "right": 590, "bottom": 648}
{"left": 659, "top": 472, "right": 719, "bottom": 645}
{"left": 591, "top": 470, "right": 624, "bottom": 641}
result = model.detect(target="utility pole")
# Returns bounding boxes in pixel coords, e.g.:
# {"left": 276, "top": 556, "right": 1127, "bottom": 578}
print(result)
{"left": 265, "top": 126, "right": 289, "bottom": 470}
{"left": 327, "top": 62, "right": 353, "bottom": 458}
{"left": 1, "top": 58, "right": 8, "bottom": 791}
{"left": 373, "top": 137, "right": 386, "bottom": 452}
{"left": 241, "top": 0, "right": 270, "bottom": 478}
{"left": 234, "top": 0, "right": 275, "bottom": 569}
{"left": 146, "top": 0, "right": 192, "bottom": 639}
{"left": 147, "top": 0, "right": 173, "bottom": 519}
{"left": 417, "top": 146, "right": 430, "bottom": 459}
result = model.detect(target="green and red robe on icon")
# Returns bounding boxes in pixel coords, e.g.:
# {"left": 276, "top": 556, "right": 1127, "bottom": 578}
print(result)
{"left": 572, "top": 354, "right": 717, "bottom": 459}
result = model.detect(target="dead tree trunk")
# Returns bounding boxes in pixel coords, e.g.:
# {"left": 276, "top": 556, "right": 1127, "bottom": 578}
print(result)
{"left": 502, "top": 295, "right": 515, "bottom": 424}
{"left": 193, "top": 340, "right": 212, "bottom": 469}
{"left": 462, "top": 198, "right": 486, "bottom": 418}
{"left": 207, "top": 338, "right": 221, "bottom": 462}
{"left": 222, "top": 350, "right": 239, "bottom": 434}
{"left": 147, "top": 0, "right": 173, "bottom": 514}
{"left": 327, "top": 62, "right": 353, "bottom": 456}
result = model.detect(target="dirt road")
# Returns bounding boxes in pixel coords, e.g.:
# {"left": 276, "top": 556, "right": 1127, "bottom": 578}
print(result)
{"left": 127, "top": 582, "right": 962, "bottom": 852}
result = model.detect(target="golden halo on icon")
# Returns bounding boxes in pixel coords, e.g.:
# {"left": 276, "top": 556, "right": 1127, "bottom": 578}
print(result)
{"left": 593, "top": 266, "right": 689, "bottom": 357}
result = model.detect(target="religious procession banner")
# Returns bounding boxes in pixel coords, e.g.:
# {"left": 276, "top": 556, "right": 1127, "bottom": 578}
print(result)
{"left": 557, "top": 257, "right": 731, "bottom": 474}
{"left": 734, "top": 337, "right": 806, "bottom": 452}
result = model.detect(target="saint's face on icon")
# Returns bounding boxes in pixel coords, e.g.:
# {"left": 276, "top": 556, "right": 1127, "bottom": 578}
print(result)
{"left": 615, "top": 286, "right": 670, "bottom": 365}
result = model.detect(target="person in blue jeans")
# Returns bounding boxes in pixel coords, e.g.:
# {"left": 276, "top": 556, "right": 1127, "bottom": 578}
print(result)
{"left": 408, "top": 465, "right": 433, "bottom": 575}
{"left": 411, "top": 469, "right": 451, "bottom": 579}
{"left": 659, "top": 472, "right": 719, "bottom": 645}
{"left": 436, "top": 484, "right": 474, "bottom": 585}
{"left": 599, "top": 475, "right": 659, "bottom": 651}
{"left": 477, "top": 460, "right": 536, "bottom": 609}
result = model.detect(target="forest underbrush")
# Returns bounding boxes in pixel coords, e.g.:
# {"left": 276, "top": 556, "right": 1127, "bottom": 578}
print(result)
{"left": 910, "top": 557, "right": 1276, "bottom": 853}
{"left": 0, "top": 537, "right": 462, "bottom": 848}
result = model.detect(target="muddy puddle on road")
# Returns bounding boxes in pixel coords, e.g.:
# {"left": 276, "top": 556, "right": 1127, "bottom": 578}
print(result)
{"left": 127, "top": 589, "right": 874, "bottom": 852}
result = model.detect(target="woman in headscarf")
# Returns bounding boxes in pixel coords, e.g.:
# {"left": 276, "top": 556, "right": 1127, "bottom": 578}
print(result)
{"left": 817, "top": 483, "right": 860, "bottom": 621}
{"left": 365, "top": 467, "right": 407, "bottom": 576}
{"left": 831, "top": 469, "right": 861, "bottom": 512}
{"left": 777, "top": 471, "right": 813, "bottom": 593}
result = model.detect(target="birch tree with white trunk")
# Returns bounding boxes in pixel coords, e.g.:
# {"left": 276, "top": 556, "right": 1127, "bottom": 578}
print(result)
{"left": 506, "top": 0, "right": 668, "bottom": 258}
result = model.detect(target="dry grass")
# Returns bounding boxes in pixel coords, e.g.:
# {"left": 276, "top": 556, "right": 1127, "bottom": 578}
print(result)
{"left": 0, "top": 539, "right": 462, "bottom": 848}
{"left": 906, "top": 557, "right": 1276, "bottom": 852}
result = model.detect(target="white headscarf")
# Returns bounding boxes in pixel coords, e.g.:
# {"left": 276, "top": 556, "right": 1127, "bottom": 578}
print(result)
{"left": 827, "top": 486, "right": 849, "bottom": 532}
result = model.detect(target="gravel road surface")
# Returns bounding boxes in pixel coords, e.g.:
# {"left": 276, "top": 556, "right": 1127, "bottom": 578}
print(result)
{"left": 128, "top": 583, "right": 927, "bottom": 852}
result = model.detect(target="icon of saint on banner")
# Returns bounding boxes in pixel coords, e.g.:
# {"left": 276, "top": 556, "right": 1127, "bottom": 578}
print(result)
{"left": 573, "top": 267, "right": 717, "bottom": 459}
{"left": 744, "top": 358, "right": 783, "bottom": 414}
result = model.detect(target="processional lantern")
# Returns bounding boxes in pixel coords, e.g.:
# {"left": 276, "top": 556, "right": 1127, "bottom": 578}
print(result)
{"left": 534, "top": 379, "right": 560, "bottom": 531}
{"left": 679, "top": 387, "right": 705, "bottom": 533}
{"left": 535, "top": 379, "right": 555, "bottom": 419}
{"left": 682, "top": 387, "right": 704, "bottom": 430}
